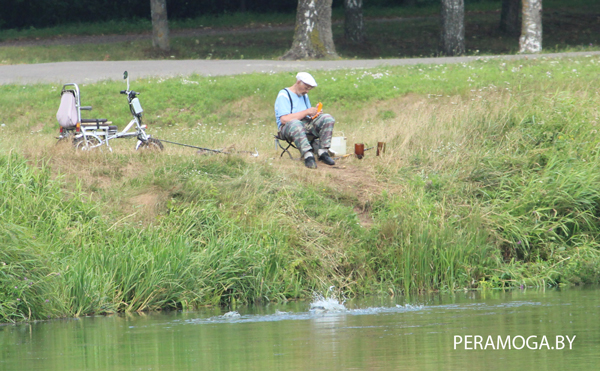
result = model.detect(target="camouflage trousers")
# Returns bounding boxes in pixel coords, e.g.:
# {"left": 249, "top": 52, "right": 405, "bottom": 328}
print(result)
{"left": 279, "top": 113, "right": 335, "bottom": 156}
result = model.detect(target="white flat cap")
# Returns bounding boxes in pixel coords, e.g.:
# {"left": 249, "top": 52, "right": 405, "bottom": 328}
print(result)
{"left": 296, "top": 72, "right": 317, "bottom": 87}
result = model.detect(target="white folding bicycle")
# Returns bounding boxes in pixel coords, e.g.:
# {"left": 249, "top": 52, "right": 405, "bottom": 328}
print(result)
{"left": 57, "top": 71, "right": 163, "bottom": 151}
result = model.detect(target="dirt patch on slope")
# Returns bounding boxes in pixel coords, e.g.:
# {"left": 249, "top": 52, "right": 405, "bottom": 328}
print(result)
{"left": 274, "top": 154, "right": 401, "bottom": 228}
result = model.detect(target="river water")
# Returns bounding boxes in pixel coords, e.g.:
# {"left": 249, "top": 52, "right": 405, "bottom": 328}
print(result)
{"left": 1, "top": 287, "right": 599, "bottom": 371}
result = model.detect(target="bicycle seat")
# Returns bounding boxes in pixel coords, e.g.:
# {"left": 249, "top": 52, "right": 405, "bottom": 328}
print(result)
{"left": 81, "top": 118, "right": 108, "bottom": 124}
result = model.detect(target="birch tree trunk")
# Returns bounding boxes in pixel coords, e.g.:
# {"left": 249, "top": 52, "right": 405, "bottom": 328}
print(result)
{"left": 500, "top": 0, "right": 521, "bottom": 36}
{"left": 344, "top": 0, "right": 365, "bottom": 43}
{"left": 440, "top": 0, "right": 465, "bottom": 56}
{"left": 150, "top": 0, "right": 170, "bottom": 52}
{"left": 282, "top": 0, "right": 338, "bottom": 60}
{"left": 519, "top": 0, "right": 542, "bottom": 53}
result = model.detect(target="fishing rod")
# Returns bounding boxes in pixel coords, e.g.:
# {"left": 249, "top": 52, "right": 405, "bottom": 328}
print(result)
{"left": 154, "top": 138, "right": 259, "bottom": 157}
{"left": 153, "top": 138, "right": 230, "bottom": 154}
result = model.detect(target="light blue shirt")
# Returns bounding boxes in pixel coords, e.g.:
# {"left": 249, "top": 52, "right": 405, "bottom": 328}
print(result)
{"left": 274, "top": 89, "right": 311, "bottom": 130}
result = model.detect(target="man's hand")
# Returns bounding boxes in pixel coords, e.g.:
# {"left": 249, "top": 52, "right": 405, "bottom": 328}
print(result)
{"left": 280, "top": 106, "right": 319, "bottom": 125}
{"left": 305, "top": 107, "right": 318, "bottom": 117}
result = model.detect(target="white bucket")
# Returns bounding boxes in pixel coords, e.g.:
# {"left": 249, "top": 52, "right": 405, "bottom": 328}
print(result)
{"left": 330, "top": 133, "right": 347, "bottom": 156}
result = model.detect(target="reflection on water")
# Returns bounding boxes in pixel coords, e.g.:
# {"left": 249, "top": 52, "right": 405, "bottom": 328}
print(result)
{"left": 1, "top": 288, "right": 599, "bottom": 370}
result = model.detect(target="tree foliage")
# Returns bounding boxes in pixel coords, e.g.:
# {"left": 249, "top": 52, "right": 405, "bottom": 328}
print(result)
{"left": 0, "top": 0, "right": 298, "bottom": 30}
{"left": 2, "top": 0, "right": 492, "bottom": 30}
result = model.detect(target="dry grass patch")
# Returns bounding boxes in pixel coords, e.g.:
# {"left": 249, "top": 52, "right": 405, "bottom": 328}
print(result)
{"left": 127, "top": 188, "right": 169, "bottom": 223}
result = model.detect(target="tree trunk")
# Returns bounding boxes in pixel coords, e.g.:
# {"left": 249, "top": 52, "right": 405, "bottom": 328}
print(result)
{"left": 150, "top": 0, "right": 170, "bottom": 52}
{"left": 500, "top": 0, "right": 521, "bottom": 36}
{"left": 440, "top": 0, "right": 465, "bottom": 56}
{"left": 282, "top": 0, "right": 338, "bottom": 60}
{"left": 519, "top": 0, "right": 542, "bottom": 53}
{"left": 344, "top": 0, "right": 365, "bottom": 43}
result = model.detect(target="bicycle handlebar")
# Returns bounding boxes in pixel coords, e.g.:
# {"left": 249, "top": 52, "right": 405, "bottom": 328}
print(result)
{"left": 120, "top": 90, "right": 140, "bottom": 96}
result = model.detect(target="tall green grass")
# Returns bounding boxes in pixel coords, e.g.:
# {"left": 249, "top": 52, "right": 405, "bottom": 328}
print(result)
{"left": 0, "top": 154, "right": 68, "bottom": 322}
{"left": 3, "top": 56, "right": 600, "bottom": 322}
{"left": 0, "top": 153, "right": 310, "bottom": 321}
{"left": 364, "top": 182, "right": 501, "bottom": 294}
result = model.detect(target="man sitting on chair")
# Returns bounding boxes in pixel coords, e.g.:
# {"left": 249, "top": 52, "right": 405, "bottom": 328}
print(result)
{"left": 274, "top": 72, "right": 336, "bottom": 169}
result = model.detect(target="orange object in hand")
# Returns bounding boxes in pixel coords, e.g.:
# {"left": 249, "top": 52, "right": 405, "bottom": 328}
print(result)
{"left": 311, "top": 102, "right": 323, "bottom": 120}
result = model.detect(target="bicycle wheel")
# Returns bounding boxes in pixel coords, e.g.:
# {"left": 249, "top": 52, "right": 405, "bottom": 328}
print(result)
{"left": 136, "top": 138, "right": 164, "bottom": 151}
{"left": 73, "top": 136, "right": 102, "bottom": 151}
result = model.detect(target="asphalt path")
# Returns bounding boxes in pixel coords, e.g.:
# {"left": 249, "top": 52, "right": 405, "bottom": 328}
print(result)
{"left": 2, "top": 51, "right": 599, "bottom": 85}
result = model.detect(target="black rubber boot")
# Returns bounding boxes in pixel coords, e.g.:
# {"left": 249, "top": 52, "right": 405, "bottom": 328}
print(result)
{"left": 318, "top": 152, "right": 335, "bottom": 166}
{"left": 304, "top": 156, "right": 317, "bottom": 169}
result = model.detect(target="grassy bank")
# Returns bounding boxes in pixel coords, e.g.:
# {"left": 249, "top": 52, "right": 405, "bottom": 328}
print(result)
{"left": 2, "top": 55, "right": 600, "bottom": 322}
{"left": 1, "top": 0, "right": 599, "bottom": 63}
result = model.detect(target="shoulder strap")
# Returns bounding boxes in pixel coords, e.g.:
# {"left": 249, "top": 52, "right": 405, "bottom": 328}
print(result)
{"left": 284, "top": 89, "right": 309, "bottom": 115}
{"left": 284, "top": 88, "right": 293, "bottom": 114}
